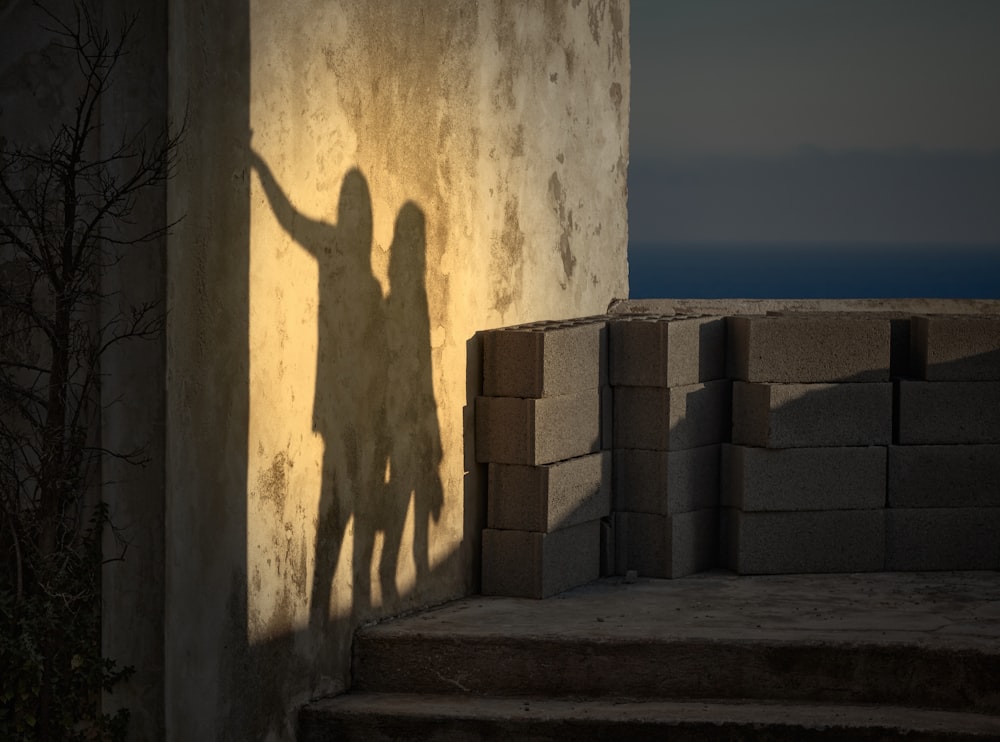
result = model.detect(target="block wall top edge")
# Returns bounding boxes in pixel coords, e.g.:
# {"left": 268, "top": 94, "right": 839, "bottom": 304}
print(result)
{"left": 734, "top": 380, "right": 893, "bottom": 388}
{"left": 611, "top": 298, "right": 1000, "bottom": 317}
{"left": 734, "top": 313, "right": 894, "bottom": 324}
{"left": 609, "top": 313, "right": 724, "bottom": 324}
{"left": 911, "top": 313, "right": 1000, "bottom": 321}
{"left": 488, "top": 309, "right": 1000, "bottom": 334}
{"left": 763, "top": 310, "right": 911, "bottom": 319}
{"left": 488, "top": 315, "right": 613, "bottom": 333}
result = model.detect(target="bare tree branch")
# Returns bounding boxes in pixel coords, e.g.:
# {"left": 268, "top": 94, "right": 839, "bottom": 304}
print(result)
{"left": 2, "top": 4, "right": 183, "bottom": 733}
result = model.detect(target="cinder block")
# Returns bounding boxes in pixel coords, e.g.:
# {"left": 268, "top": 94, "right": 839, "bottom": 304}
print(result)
{"left": 482, "top": 317, "right": 608, "bottom": 398}
{"left": 487, "top": 451, "right": 611, "bottom": 532}
{"left": 613, "top": 380, "right": 730, "bottom": 451}
{"left": 732, "top": 381, "right": 892, "bottom": 448}
{"left": 475, "top": 389, "right": 602, "bottom": 465}
{"left": 885, "top": 508, "right": 1000, "bottom": 571}
{"left": 727, "top": 314, "right": 890, "bottom": 382}
{"left": 613, "top": 445, "right": 720, "bottom": 515}
{"left": 911, "top": 315, "right": 1000, "bottom": 381}
{"left": 616, "top": 510, "right": 718, "bottom": 578}
{"left": 897, "top": 381, "right": 1000, "bottom": 445}
{"left": 888, "top": 445, "right": 1000, "bottom": 508}
{"left": 481, "top": 520, "right": 600, "bottom": 598}
{"left": 769, "top": 310, "right": 914, "bottom": 378}
{"left": 601, "top": 386, "right": 613, "bottom": 450}
{"left": 599, "top": 514, "right": 615, "bottom": 577}
{"left": 888, "top": 314, "right": 915, "bottom": 379}
{"left": 722, "top": 445, "right": 886, "bottom": 511}
{"left": 609, "top": 315, "right": 725, "bottom": 387}
{"left": 721, "top": 509, "right": 885, "bottom": 575}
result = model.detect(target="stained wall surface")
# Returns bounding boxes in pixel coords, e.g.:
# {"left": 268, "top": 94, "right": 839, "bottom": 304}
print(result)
{"left": 166, "top": 1, "right": 629, "bottom": 740}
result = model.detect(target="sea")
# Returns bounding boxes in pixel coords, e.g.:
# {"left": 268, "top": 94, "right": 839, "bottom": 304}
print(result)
{"left": 627, "top": 242, "right": 1000, "bottom": 300}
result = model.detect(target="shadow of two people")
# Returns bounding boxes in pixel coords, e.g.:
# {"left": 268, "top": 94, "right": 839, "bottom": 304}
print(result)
{"left": 248, "top": 146, "right": 443, "bottom": 631}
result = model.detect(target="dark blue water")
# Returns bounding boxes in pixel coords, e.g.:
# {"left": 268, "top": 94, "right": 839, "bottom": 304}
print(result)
{"left": 628, "top": 242, "right": 1000, "bottom": 299}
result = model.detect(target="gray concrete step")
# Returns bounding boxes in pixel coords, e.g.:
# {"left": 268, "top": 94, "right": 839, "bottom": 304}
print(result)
{"left": 300, "top": 572, "right": 1000, "bottom": 739}
{"left": 299, "top": 694, "right": 1000, "bottom": 741}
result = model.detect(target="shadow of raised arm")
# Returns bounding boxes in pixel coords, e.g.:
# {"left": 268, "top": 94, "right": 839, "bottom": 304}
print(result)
{"left": 248, "top": 147, "right": 328, "bottom": 258}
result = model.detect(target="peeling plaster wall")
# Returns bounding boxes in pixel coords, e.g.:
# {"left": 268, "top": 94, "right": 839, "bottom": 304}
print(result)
{"left": 166, "top": 1, "right": 628, "bottom": 740}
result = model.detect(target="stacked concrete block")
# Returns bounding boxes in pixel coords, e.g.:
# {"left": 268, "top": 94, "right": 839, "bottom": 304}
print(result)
{"left": 477, "top": 308, "right": 1000, "bottom": 590}
{"left": 723, "top": 445, "right": 886, "bottom": 513}
{"left": 896, "top": 381, "right": 1000, "bottom": 445}
{"left": 610, "top": 313, "right": 726, "bottom": 386}
{"left": 727, "top": 313, "right": 890, "bottom": 383}
{"left": 723, "top": 314, "right": 892, "bottom": 574}
{"left": 616, "top": 509, "right": 719, "bottom": 580}
{"left": 475, "top": 391, "right": 603, "bottom": 466}
{"left": 481, "top": 521, "right": 602, "bottom": 599}
{"left": 609, "top": 314, "right": 728, "bottom": 578}
{"left": 909, "top": 314, "right": 1000, "bottom": 381}
{"left": 721, "top": 509, "right": 885, "bottom": 575}
{"left": 477, "top": 317, "right": 612, "bottom": 598}
{"left": 889, "top": 315, "right": 1000, "bottom": 570}
{"left": 766, "top": 309, "right": 915, "bottom": 378}
{"left": 732, "top": 381, "right": 891, "bottom": 448}
{"left": 488, "top": 451, "right": 611, "bottom": 533}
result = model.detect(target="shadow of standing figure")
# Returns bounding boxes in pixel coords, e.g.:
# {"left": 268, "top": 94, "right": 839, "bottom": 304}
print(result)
{"left": 248, "top": 148, "right": 393, "bottom": 629}
{"left": 384, "top": 203, "right": 444, "bottom": 587}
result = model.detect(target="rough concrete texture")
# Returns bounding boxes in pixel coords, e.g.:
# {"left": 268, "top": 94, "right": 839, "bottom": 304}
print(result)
{"left": 732, "top": 381, "right": 892, "bottom": 448}
{"left": 722, "top": 509, "right": 885, "bottom": 574}
{"left": 483, "top": 317, "right": 608, "bottom": 398}
{"left": 609, "top": 314, "right": 726, "bottom": 387}
{"left": 888, "top": 445, "right": 1000, "bottom": 507}
{"left": 911, "top": 314, "right": 1000, "bottom": 380}
{"left": 166, "top": 1, "right": 629, "bottom": 739}
{"left": 475, "top": 390, "right": 602, "bottom": 465}
{"left": 348, "top": 572, "right": 1000, "bottom": 712}
{"left": 612, "top": 297, "right": 1000, "bottom": 318}
{"left": 487, "top": 451, "right": 611, "bottom": 532}
{"left": 301, "top": 694, "right": 1000, "bottom": 741}
{"left": 613, "top": 380, "right": 731, "bottom": 451}
{"left": 601, "top": 385, "right": 613, "bottom": 449}
{"left": 97, "top": 2, "right": 170, "bottom": 736}
{"left": 616, "top": 510, "right": 718, "bottom": 578}
{"left": 886, "top": 508, "right": 1000, "bottom": 571}
{"left": 614, "top": 299, "right": 1000, "bottom": 381}
{"left": 757, "top": 310, "right": 917, "bottom": 380}
{"left": 481, "top": 520, "right": 601, "bottom": 599}
{"left": 726, "top": 314, "right": 891, "bottom": 383}
{"left": 613, "top": 446, "right": 720, "bottom": 515}
{"left": 897, "top": 381, "right": 1000, "bottom": 444}
{"left": 599, "top": 514, "right": 615, "bottom": 577}
{"left": 723, "top": 445, "right": 886, "bottom": 512}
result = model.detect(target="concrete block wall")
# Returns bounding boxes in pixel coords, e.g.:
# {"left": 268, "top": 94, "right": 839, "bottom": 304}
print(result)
{"left": 888, "top": 315, "right": 1000, "bottom": 570}
{"left": 477, "top": 317, "right": 612, "bottom": 598}
{"left": 723, "top": 314, "right": 893, "bottom": 574}
{"left": 609, "top": 314, "right": 728, "bottom": 578}
{"left": 478, "top": 310, "right": 999, "bottom": 597}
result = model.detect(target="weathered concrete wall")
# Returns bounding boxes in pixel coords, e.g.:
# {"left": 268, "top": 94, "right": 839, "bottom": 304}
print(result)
{"left": 99, "top": 1, "right": 168, "bottom": 739}
{"left": 2, "top": 2, "right": 167, "bottom": 739}
{"left": 166, "top": 1, "right": 628, "bottom": 740}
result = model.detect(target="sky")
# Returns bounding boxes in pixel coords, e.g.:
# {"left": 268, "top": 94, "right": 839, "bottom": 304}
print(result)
{"left": 628, "top": 0, "right": 1000, "bottom": 244}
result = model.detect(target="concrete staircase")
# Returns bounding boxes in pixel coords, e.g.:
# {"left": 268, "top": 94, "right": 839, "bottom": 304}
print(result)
{"left": 298, "top": 572, "right": 1000, "bottom": 740}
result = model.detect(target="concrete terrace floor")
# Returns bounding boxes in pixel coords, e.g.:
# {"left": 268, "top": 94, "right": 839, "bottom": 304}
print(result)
{"left": 373, "top": 570, "right": 1000, "bottom": 651}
